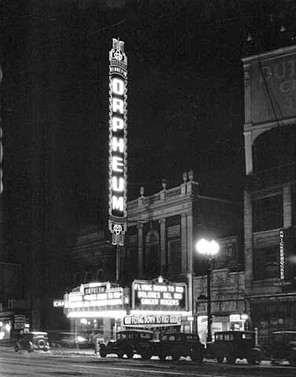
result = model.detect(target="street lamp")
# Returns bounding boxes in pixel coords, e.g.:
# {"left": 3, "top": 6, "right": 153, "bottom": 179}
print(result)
{"left": 196, "top": 238, "right": 219, "bottom": 343}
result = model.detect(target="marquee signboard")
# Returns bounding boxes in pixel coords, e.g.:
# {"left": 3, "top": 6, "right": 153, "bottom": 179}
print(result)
{"left": 64, "top": 282, "right": 124, "bottom": 314}
{"left": 123, "top": 314, "right": 181, "bottom": 327}
{"left": 132, "top": 276, "right": 187, "bottom": 311}
{"left": 108, "top": 38, "right": 128, "bottom": 246}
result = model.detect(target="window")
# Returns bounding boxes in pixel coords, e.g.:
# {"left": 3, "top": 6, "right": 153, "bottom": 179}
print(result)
{"left": 253, "top": 195, "right": 283, "bottom": 232}
{"left": 253, "top": 245, "right": 279, "bottom": 280}
{"left": 145, "top": 230, "right": 160, "bottom": 278}
{"left": 168, "top": 239, "right": 181, "bottom": 273}
{"left": 224, "top": 333, "right": 234, "bottom": 341}
{"left": 141, "top": 333, "right": 152, "bottom": 340}
{"left": 242, "top": 333, "right": 253, "bottom": 340}
{"left": 215, "top": 333, "right": 224, "bottom": 341}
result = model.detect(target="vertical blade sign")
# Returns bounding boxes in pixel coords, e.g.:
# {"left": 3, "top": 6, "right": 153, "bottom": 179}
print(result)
{"left": 109, "top": 39, "right": 127, "bottom": 245}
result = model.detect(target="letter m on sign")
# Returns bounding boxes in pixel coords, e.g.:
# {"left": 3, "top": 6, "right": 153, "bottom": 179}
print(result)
{"left": 112, "top": 196, "right": 124, "bottom": 212}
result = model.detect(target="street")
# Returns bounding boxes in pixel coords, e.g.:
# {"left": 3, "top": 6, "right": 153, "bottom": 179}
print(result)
{"left": 0, "top": 347, "right": 295, "bottom": 377}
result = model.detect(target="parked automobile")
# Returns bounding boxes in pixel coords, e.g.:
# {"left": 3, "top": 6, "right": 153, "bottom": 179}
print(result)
{"left": 15, "top": 331, "right": 50, "bottom": 352}
{"left": 47, "top": 331, "right": 93, "bottom": 349}
{"left": 99, "top": 329, "right": 154, "bottom": 359}
{"left": 264, "top": 330, "right": 296, "bottom": 366}
{"left": 149, "top": 332, "right": 205, "bottom": 362}
{"left": 207, "top": 330, "right": 262, "bottom": 364}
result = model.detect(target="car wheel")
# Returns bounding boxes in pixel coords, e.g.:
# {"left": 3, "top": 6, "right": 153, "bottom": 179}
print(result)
{"left": 247, "top": 355, "right": 260, "bottom": 365}
{"left": 216, "top": 355, "right": 224, "bottom": 363}
{"left": 159, "top": 352, "right": 166, "bottom": 361}
{"left": 172, "top": 352, "right": 180, "bottom": 361}
{"left": 117, "top": 350, "right": 124, "bottom": 358}
{"left": 226, "top": 355, "right": 236, "bottom": 364}
{"left": 141, "top": 349, "right": 151, "bottom": 360}
{"left": 126, "top": 347, "right": 134, "bottom": 359}
{"left": 247, "top": 357, "right": 255, "bottom": 365}
{"left": 288, "top": 353, "right": 296, "bottom": 367}
{"left": 37, "top": 339, "right": 46, "bottom": 350}
{"left": 99, "top": 344, "right": 107, "bottom": 357}
{"left": 192, "top": 351, "right": 203, "bottom": 363}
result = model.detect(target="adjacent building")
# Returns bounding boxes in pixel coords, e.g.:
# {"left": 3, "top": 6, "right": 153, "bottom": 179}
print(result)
{"left": 242, "top": 44, "right": 296, "bottom": 345}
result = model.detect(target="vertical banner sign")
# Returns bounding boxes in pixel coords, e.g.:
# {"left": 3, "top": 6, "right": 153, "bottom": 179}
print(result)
{"left": 109, "top": 39, "right": 127, "bottom": 245}
{"left": 279, "top": 229, "right": 285, "bottom": 280}
{"left": 0, "top": 65, "right": 3, "bottom": 195}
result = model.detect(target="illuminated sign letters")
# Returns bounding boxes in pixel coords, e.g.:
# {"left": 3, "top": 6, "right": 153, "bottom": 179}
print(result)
{"left": 132, "top": 277, "right": 187, "bottom": 311}
{"left": 53, "top": 300, "right": 65, "bottom": 307}
{"left": 108, "top": 38, "right": 127, "bottom": 245}
{"left": 279, "top": 229, "right": 285, "bottom": 280}
{"left": 64, "top": 283, "right": 124, "bottom": 312}
{"left": 124, "top": 314, "right": 181, "bottom": 327}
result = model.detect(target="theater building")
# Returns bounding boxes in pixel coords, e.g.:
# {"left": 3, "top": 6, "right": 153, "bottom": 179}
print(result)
{"left": 63, "top": 172, "right": 242, "bottom": 342}
{"left": 242, "top": 44, "right": 296, "bottom": 345}
{"left": 121, "top": 172, "right": 243, "bottom": 338}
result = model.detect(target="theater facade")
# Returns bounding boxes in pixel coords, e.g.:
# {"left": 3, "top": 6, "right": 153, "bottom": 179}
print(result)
{"left": 63, "top": 276, "right": 191, "bottom": 343}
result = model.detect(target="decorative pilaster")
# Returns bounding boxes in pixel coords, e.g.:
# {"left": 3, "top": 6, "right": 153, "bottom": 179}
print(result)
{"left": 159, "top": 218, "right": 166, "bottom": 268}
{"left": 244, "top": 130, "right": 253, "bottom": 175}
{"left": 244, "top": 190, "right": 253, "bottom": 292}
{"left": 137, "top": 223, "right": 144, "bottom": 277}
{"left": 181, "top": 213, "right": 187, "bottom": 273}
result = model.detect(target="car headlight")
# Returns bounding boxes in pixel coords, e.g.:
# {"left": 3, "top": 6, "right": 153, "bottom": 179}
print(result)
{"left": 76, "top": 336, "right": 87, "bottom": 343}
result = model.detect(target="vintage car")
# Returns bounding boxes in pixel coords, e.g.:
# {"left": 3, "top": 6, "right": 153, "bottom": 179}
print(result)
{"left": 207, "top": 330, "right": 262, "bottom": 364}
{"left": 99, "top": 329, "right": 154, "bottom": 359}
{"left": 15, "top": 331, "right": 50, "bottom": 352}
{"left": 264, "top": 330, "right": 296, "bottom": 366}
{"left": 149, "top": 332, "right": 205, "bottom": 362}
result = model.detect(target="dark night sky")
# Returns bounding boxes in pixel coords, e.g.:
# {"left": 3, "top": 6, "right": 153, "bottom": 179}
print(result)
{"left": 2, "top": 0, "right": 296, "bottom": 248}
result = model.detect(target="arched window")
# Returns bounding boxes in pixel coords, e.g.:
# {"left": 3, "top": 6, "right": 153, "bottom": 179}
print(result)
{"left": 145, "top": 229, "right": 160, "bottom": 279}
{"left": 253, "top": 126, "right": 296, "bottom": 173}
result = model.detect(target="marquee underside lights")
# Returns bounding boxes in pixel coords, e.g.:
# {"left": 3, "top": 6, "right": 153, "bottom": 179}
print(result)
{"left": 109, "top": 38, "right": 127, "bottom": 245}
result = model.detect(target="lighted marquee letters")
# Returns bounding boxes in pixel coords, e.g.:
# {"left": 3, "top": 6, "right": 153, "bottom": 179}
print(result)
{"left": 279, "top": 229, "right": 285, "bottom": 280}
{"left": 64, "top": 283, "right": 124, "bottom": 312}
{"left": 108, "top": 39, "right": 127, "bottom": 245}
{"left": 123, "top": 314, "right": 181, "bottom": 327}
{"left": 132, "top": 277, "right": 187, "bottom": 310}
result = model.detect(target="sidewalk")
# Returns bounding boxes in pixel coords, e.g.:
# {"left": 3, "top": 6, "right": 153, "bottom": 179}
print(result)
{"left": 0, "top": 344, "right": 98, "bottom": 357}
{"left": 50, "top": 347, "right": 98, "bottom": 356}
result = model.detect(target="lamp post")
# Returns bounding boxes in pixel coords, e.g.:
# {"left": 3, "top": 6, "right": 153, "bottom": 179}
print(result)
{"left": 196, "top": 238, "right": 219, "bottom": 343}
